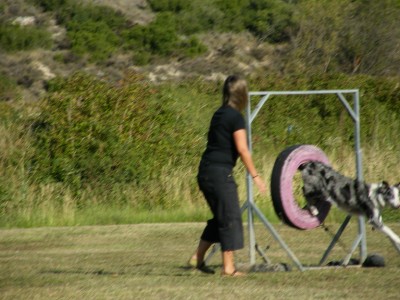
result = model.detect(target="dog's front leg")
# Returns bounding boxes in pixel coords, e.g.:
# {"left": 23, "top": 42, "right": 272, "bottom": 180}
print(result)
{"left": 371, "top": 218, "right": 400, "bottom": 253}
{"left": 380, "top": 225, "right": 400, "bottom": 253}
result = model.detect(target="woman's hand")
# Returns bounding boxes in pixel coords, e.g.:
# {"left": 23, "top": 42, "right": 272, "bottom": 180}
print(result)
{"left": 253, "top": 175, "right": 267, "bottom": 195}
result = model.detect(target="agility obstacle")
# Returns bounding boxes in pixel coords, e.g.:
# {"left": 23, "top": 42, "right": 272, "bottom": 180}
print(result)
{"left": 245, "top": 89, "right": 365, "bottom": 271}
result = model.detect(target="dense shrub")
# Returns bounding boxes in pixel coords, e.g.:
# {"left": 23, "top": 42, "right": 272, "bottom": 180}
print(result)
{"left": 148, "top": 0, "right": 190, "bottom": 12}
{"left": 55, "top": 2, "right": 126, "bottom": 30}
{"left": 28, "top": 72, "right": 179, "bottom": 192}
{"left": 284, "top": 0, "right": 400, "bottom": 76}
{"left": 65, "top": 20, "right": 120, "bottom": 62}
{"left": 243, "top": 0, "right": 295, "bottom": 42}
{"left": 32, "top": 0, "right": 207, "bottom": 63}
{"left": 31, "top": 0, "right": 71, "bottom": 11}
{"left": 0, "top": 23, "right": 52, "bottom": 52}
{"left": 148, "top": 0, "right": 295, "bottom": 43}
{"left": 53, "top": 2, "right": 125, "bottom": 62}
{"left": 22, "top": 72, "right": 400, "bottom": 207}
{"left": 0, "top": 74, "right": 19, "bottom": 101}
{"left": 122, "top": 12, "right": 207, "bottom": 64}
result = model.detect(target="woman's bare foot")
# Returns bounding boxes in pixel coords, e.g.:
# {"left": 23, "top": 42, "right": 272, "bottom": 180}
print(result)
{"left": 221, "top": 269, "right": 246, "bottom": 277}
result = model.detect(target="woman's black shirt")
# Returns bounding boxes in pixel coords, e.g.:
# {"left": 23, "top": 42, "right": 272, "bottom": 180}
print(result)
{"left": 200, "top": 105, "right": 245, "bottom": 167}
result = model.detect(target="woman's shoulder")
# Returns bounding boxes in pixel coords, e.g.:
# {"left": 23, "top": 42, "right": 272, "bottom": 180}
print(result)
{"left": 219, "top": 106, "right": 245, "bottom": 128}
{"left": 219, "top": 105, "right": 242, "bottom": 116}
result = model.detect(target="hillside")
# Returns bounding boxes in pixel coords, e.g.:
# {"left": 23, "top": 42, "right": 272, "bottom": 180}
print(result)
{"left": 2, "top": 0, "right": 400, "bottom": 102}
{"left": 0, "top": 0, "right": 278, "bottom": 101}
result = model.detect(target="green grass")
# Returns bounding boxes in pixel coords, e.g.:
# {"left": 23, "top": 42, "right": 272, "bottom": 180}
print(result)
{"left": 1, "top": 222, "right": 400, "bottom": 299}
{"left": 0, "top": 204, "right": 212, "bottom": 228}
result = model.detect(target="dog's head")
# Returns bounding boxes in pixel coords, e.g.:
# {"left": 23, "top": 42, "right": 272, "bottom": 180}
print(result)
{"left": 376, "top": 181, "right": 400, "bottom": 209}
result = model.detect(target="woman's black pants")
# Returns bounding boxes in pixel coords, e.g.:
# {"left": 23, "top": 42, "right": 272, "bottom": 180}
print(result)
{"left": 197, "top": 163, "right": 244, "bottom": 251}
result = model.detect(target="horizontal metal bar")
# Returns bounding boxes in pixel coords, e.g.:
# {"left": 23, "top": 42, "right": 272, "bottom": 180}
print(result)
{"left": 249, "top": 90, "right": 358, "bottom": 96}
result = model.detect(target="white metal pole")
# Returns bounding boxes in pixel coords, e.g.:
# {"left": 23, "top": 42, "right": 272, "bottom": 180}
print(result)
{"left": 354, "top": 90, "right": 367, "bottom": 262}
{"left": 246, "top": 94, "right": 256, "bottom": 265}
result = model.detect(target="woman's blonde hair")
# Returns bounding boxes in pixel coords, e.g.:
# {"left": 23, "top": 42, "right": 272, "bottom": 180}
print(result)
{"left": 222, "top": 75, "right": 248, "bottom": 111}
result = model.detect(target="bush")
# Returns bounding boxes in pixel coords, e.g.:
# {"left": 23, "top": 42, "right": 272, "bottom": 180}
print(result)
{"left": 55, "top": 2, "right": 126, "bottom": 30}
{"left": 123, "top": 12, "right": 207, "bottom": 62}
{"left": 65, "top": 20, "right": 120, "bottom": 62}
{"left": 243, "top": 0, "right": 295, "bottom": 42}
{"left": 0, "top": 23, "right": 52, "bottom": 52}
{"left": 54, "top": 2, "right": 126, "bottom": 62}
{"left": 33, "top": 0, "right": 207, "bottom": 63}
{"left": 148, "top": 0, "right": 190, "bottom": 12}
{"left": 150, "top": 0, "right": 296, "bottom": 43}
{"left": 32, "top": 0, "right": 71, "bottom": 11}
{"left": 179, "top": 36, "right": 208, "bottom": 58}
{"left": 28, "top": 72, "right": 186, "bottom": 195}
{"left": 0, "top": 74, "right": 19, "bottom": 101}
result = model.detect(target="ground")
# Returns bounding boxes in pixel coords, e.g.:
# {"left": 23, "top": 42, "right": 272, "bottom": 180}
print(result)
{"left": 1, "top": 222, "right": 400, "bottom": 299}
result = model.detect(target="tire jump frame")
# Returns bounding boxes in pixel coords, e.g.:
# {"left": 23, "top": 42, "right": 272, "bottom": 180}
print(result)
{"left": 247, "top": 90, "right": 364, "bottom": 271}
{"left": 206, "top": 89, "right": 365, "bottom": 271}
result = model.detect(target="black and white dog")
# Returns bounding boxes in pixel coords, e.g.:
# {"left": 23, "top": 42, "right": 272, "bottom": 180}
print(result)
{"left": 299, "top": 161, "right": 400, "bottom": 253}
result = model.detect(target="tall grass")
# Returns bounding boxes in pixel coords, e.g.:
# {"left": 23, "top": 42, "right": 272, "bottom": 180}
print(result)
{"left": 1, "top": 142, "right": 400, "bottom": 228}
{"left": 1, "top": 75, "right": 400, "bottom": 228}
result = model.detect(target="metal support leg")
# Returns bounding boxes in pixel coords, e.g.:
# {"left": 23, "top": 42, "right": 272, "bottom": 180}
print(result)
{"left": 250, "top": 202, "right": 305, "bottom": 271}
{"left": 319, "top": 215, "right": 352, "bottom": 266}
{"left": 358, "top": 216, "right": 367, "bottom": 263}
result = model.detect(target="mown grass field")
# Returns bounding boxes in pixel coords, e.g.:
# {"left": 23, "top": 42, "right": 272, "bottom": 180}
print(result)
{"left": 1, "top": 220, "right": 399, "bottom": 299}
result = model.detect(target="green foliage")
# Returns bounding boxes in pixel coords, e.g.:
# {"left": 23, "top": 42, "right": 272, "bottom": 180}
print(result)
{"left": 29, "top": 73, "right": 163, "bottom": 192}
{"left": 32, "top": 0, "right": 207, "bottom": 63}
{"left": 180, "top": 36, "right": 208, "bottom": 58}
{"left": 2, "top": 0, "right": 400, "bottom": 226}
{"left": 53, "top": 2, "right": 126, "bottom": 62}
{"left": 147, "top": 0, "right": 295, "bottom": 43}
{"left": 65, "top": 20, "right": 120, "bottom": 62}
{"left": 243, "top": 0, "right": 295, "bottom": 42}
{"left": 0, "top": 74, "right": 18, "bottom": 101}
{"left": 175, "top": 1, "right": 224, "bottom": 34}
{"left": 27, "top": 0, "right": 400, "bottom": 72}
{"left": 338, "top": 0, "right": 400, "bottom": 75}
{"left": 148, "top": 0, "right": 190, "bottom": 12}
{"left": 122, "top": 12, "right": 207, "bottom": 64}
{"left": 55, "top": 2, "right": 126, "bottom": 30}
{"left": 142, "top": 12, "right": 179, "bottom": 56}
{"left": 32, "top": 0, "right": 71, "bottom": 11}
{"left": 2, "top": 72, "right": 400, "bottom": 225}
{"left": 284, "top": 0, "right": 400, "bottom": 76}
{"left": 25, "top": 72, "right": 400, "bottom": 194}
{"left": 0, "top": 23, "right": 52, "bottom": 52}
{"left": 248, "top": 73, "right": 400, "bottom": 155}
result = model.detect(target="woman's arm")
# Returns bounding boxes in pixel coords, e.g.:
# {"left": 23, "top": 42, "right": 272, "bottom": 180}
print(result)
{"left": 233, "top": 129, "right": 266, "bottom": 194}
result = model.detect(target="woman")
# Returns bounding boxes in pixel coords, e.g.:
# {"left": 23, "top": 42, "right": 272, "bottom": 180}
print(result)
{"left": 189, "top": 75, "right": 266, "bottom": 276}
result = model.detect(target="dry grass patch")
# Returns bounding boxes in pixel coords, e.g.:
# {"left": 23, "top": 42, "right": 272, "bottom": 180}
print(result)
{"left": 1, "top": 222, "right": 400, "bottom": 299}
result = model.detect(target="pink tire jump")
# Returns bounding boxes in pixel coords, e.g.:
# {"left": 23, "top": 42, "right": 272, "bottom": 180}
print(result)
{"left": 270, "top": 144, "right": 332, "bottom": 230}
